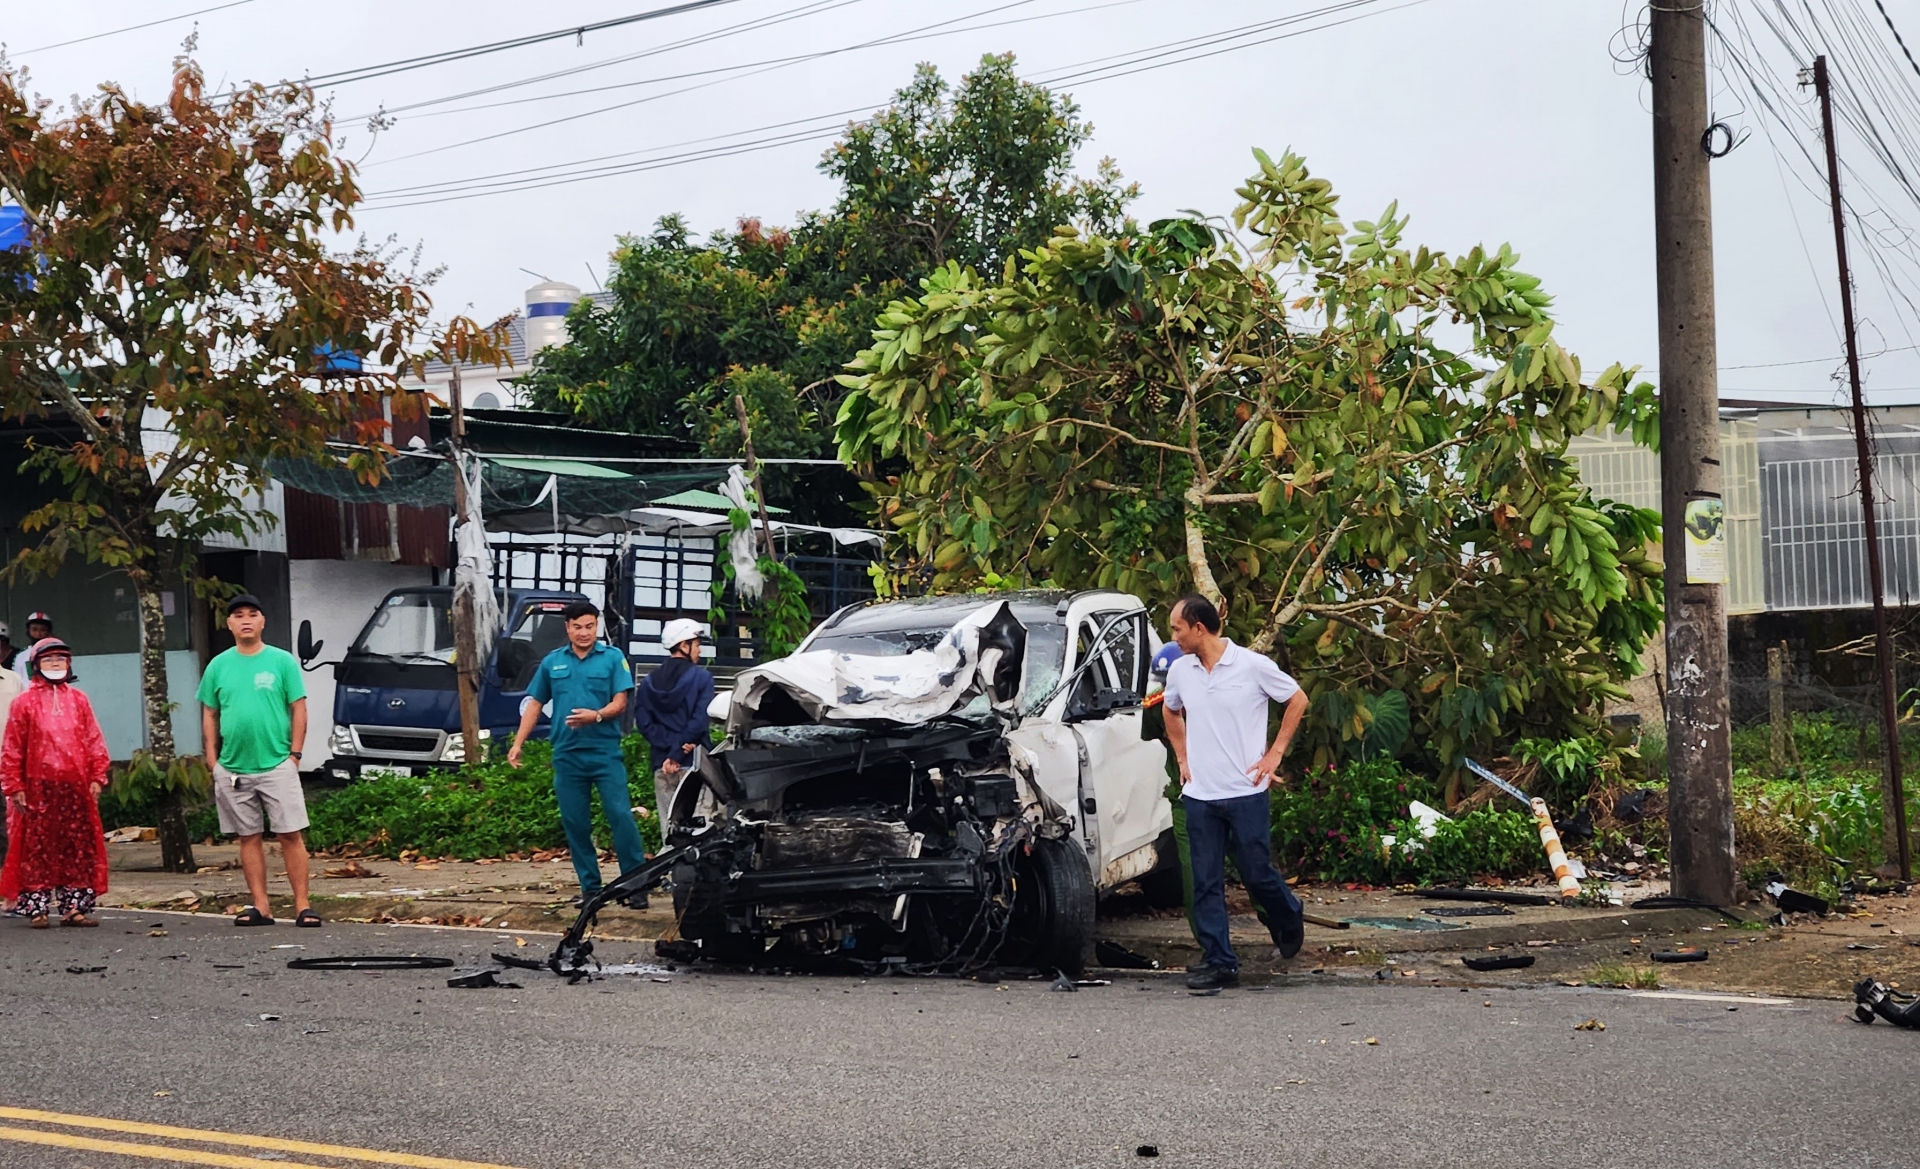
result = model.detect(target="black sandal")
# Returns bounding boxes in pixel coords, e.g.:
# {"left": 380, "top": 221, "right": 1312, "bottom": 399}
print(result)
{"left": 233, "top": 907, "right": 275, "bottom": 927}
{"left": 294, "top": 908, "right": 323, "bottom": 928}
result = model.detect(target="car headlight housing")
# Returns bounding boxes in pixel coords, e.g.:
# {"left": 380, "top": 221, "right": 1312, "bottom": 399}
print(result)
{"left": 329, "top": 725, "right": 356, "bottom": 756}
{"left": 441, "top": 728, "right": 490, "bottom": 763}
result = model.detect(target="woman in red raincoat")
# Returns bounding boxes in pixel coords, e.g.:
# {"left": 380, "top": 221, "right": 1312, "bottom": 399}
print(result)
{"left": 0, "top": 638, "right": 111, "bottom": 927}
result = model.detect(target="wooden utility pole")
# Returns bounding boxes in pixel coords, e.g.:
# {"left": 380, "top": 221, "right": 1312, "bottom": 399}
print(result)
{"left": 1813, "top": 55, "right": 1912, "bottom": 879}
{"left": 733, "top": 392, "right": 777, "bottom": 558}
{"left": 1650, "top": 3, "right": 1737, "bottom": 904}
{"left": 1768, "top": 644, "right": 1788, "bottom": 774}
{"left": 447, "top": 362, "right": 483, "bottom": 760}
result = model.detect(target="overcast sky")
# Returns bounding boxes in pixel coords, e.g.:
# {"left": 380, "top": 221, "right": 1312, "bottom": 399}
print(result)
{"left": 8, "top": 0, "right": 1920, "bottom": 406}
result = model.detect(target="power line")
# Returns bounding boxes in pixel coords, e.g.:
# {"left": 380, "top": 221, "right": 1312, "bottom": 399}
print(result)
{"left": 343, "top": 0, "right": 866, "bottom": 122}
{"left": 1036, "top": 0, "right": 1425, "bottom": 89}
{"left": 1721, "top": 343, "right": 1919, "bottom": 370}
{"left": 296, "top": 0, "right": 745, "bottom": 89}
{"left": 370, "top": 0, "right": 1145, "bottom": 126}
{"left": 364, "top": 0, "right": 1043, "bottom": 168}
{"left": 1874, "top": 0, "right": 1920, "bottom": 81}
{"left": 359, "top": 0, "right": 1413, "bottom": 207}
{"left": 10, "top": 0, "right": 257, "bottom": 56}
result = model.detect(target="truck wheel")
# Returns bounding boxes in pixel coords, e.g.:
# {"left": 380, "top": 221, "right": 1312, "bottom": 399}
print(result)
{"left": 1013, "top": 836, "right": 1095, "bottom": 977}
{"left": 1136, "top": 829, "right": 1186, "bottom": 909}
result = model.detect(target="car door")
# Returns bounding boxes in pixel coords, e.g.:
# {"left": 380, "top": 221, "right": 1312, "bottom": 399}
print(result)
{"left": 1063, "top": 599, "right": 1174, "bottom": 885}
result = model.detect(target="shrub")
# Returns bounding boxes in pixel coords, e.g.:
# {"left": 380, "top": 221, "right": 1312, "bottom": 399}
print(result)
{"left": 1270, "top": 757, "right": 1436, "bottom": 883}
{"left": 305, "top": 735, "right": 661, "bottom": 859}
{"left": 1399, "top": 807, "right": 1543, "bottom": 886}
{"left": 1270, "top": 758, "right": 1545, "bottom": 885}
{"left": 100, "top": 752, "right": 220, "bottom": 840}
{"left": 1513, "top": 735, "right": 1602, "bottom": 809}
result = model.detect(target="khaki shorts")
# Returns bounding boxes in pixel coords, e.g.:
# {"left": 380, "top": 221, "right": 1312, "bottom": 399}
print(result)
{"left": 212, "top": 758, "right": 309, "bottom": 837}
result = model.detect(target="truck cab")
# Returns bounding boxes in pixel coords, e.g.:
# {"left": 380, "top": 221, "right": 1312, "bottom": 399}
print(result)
{"left": 307, "top": 587, "right": 590, "bottom": 780}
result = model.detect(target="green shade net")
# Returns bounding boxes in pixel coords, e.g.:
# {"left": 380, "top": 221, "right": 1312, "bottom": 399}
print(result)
{"left": 268, "top": 453, "right": 719, "bottom": 519}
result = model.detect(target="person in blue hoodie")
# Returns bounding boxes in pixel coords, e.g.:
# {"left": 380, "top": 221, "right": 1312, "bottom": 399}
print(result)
{"left": 635, "top": 618, "right": 716, "bottom": 842}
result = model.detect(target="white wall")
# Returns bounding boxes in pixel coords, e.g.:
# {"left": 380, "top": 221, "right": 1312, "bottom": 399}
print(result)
{"left": 70, "top": 650, "right": 204, "bottom": 759}
{"left": 289, "top": 559, "right": 435, "bottom": 764}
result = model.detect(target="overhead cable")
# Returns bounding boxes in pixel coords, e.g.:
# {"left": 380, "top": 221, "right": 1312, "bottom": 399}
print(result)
{"left": 11, "top": 0, "right": 257, "bottom": 56}
{"left": 296, "top": 0, "right": 745, "bottom": 89}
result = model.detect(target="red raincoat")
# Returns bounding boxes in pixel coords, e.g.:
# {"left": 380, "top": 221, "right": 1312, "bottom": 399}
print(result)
{"left": 0, "top": 677, "right": 111, "bottom": 896}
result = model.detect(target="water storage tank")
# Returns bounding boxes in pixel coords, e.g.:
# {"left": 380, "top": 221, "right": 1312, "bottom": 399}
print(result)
{"left": 524, "top": 279, "right": 582, "bottom": 355}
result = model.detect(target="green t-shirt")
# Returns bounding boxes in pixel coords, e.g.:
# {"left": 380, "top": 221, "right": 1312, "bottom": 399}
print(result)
{"left": 197, "top": 645, "right": 306, "bottom": 773}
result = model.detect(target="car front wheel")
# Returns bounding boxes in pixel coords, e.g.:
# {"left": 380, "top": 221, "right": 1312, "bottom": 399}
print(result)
{"left": 1009, "top": 836, "right": 1096, "bottom": 977}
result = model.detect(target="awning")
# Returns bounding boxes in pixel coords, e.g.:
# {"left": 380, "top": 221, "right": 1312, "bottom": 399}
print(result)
{"left": 625, "top": 506, "right": 883, "bottom": 546}
{"left": 268, "top": 452, "right": 716, "bottom": 525}
{"left": 485, "top": 455, "right": 634, "bottom": 479}
{"left": 650, "top": 487, "right": 789, "bottom": 514}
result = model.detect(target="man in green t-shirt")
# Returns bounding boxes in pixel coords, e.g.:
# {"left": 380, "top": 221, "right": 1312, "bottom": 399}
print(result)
{"left": 197, "top": 594, "right": 317, "bottom": 928}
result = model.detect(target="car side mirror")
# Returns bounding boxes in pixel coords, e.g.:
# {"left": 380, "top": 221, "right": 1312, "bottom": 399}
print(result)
{"left": 297, "top": 620, "right": 323, "bottom": 666}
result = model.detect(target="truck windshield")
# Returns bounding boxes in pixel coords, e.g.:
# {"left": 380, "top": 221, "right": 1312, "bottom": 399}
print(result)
{"left": 353, "top": 593, "right": 455, "bottom": 664}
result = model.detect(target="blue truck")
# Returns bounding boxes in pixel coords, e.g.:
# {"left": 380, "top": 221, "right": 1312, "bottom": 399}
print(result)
{"left": 299, "top": 586, "right": 593, "bottom": 781}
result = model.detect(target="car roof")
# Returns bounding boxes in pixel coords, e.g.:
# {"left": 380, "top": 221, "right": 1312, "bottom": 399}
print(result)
{"left": 817, "top": 589, "right": 1135, "bottom": 636}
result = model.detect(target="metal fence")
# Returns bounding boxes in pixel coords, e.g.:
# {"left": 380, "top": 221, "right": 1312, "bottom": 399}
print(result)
{"left": 1568, "top": 418, "right": 1764, "bottom": 614}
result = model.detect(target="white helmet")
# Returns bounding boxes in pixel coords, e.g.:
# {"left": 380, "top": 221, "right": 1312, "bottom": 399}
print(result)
{"left": 661, "top": 617, "right": 708, "bottom": 653}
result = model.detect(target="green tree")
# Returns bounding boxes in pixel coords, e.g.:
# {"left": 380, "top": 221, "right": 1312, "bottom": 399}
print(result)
{"left": 0, "top": 59, "right": 486, "bottom": 869}
{"left": 814, "top": 52, "right": 1136, "bottom": 285}
{"left": 523, "top": 54, "right": 1135, "bottom": 451}
{"left": 835, "top": 150, "right": 1662, "bottom": 788}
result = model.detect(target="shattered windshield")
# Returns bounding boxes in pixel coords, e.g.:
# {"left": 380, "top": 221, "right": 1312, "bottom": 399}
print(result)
{"left": 808, "top": 616, "right": 1067, "bottom": 714}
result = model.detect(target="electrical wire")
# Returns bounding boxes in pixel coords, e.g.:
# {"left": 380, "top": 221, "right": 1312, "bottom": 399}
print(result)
{"left": 1873, "top": 0, "right": 1920, "bottom": 81}
{"left": 370, "top": 0, "right": 1146, "bottom": 126}
{"left": 1706, "top": 2, "right": 1920, "bottom": 395}
{"left": 365, "top": 0, "right": 1044, "bottom": 168}
{"left": 9, "top": 0, "right": 257, "bottom": 56}
{"left": 296, "top": 0, "right": 746, "bottom": 89}
{"left": 360, "top": 0, "right": 1418, "bottom": 209}
{"left": 342, "top": 0, "right": 866, "bottom": 123}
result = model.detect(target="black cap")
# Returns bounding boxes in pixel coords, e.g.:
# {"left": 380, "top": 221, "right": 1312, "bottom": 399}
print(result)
{"left": 226, "top": 594, "right": 265, "bottom": 615}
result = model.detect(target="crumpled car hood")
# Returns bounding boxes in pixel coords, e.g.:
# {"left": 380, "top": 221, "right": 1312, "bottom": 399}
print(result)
{"left": 729, "top": 600, "right": 1027, "bottom": 729}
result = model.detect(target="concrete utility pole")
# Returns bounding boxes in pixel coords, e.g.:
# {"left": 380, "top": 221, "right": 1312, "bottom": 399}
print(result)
{"left": 1650, "top": 2, "right": 1737, "bottom": 904}
{"left": 1813, "top": 55, "right": 1912, "bottom": 880}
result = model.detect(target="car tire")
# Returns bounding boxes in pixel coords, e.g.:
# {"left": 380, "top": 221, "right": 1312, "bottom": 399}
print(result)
{"left": 1016, "top": 836, "right": 1096, "bottom": 977}
{"left": 1136, "top": 830, "right": 1186, "bottom": 909}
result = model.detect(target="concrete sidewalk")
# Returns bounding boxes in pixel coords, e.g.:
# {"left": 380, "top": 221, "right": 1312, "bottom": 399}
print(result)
{"left": 96, "top": 842, "right": 1920, "bottom": 998}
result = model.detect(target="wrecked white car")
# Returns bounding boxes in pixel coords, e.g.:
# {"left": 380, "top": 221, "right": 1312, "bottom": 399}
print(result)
{"left": 549, "top": 591, "right": 1178, "bottom": 977}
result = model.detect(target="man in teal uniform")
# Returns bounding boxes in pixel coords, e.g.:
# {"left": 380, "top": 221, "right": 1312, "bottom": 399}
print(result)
{"left": 507, "top": 599, "right": 648, "bottom": 903}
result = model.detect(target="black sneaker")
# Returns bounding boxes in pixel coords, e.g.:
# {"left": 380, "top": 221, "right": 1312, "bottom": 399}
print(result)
{"left": 1185, "top": 964, "right": 1240, "bottom": 991}
{"left": 616, "top": 892, "right": 650, "bottom": 910}
{"left": 1276, "top": 930, "right": 1304, "bottom": 960}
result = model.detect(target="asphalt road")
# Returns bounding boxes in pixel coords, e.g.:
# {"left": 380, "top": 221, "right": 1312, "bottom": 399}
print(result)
{"left": 2, "top": 909, "right": 1916, "bottom": 1169}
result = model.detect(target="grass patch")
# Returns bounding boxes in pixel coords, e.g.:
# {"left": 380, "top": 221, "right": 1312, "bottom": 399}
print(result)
{"left": 1586, "top": 962, "right": 1660, "bottom": 989}
{"left": 304, "top": 735, "right": 661, "bottom": 860}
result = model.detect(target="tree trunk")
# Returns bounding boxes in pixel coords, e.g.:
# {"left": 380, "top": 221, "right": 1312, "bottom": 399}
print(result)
{"left": 1182, "top": 483, "right": 1224, "bottom": 612}
{"left": 136, "top": 576, "right": 196, "bottom": 873}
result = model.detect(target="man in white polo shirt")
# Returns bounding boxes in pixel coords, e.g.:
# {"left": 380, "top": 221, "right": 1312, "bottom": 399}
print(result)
{"left": 1162, "top": 593, "right": 1310, "bottom": 991}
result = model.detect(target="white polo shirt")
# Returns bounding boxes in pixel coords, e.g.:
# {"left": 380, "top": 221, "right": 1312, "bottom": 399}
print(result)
{"left": 1162, "top": 639, "right": 1301, "bottom": 802}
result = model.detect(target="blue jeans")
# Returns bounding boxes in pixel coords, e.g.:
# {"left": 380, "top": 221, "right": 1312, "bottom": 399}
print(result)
{"left": 1183, "top": 791, "right": 1303, "bottom": 971}
{"left": 553, "top": 751, "right": 647, "bottom": 895}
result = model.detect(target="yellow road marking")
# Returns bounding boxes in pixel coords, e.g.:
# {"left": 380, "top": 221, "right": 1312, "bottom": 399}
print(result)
{"left": 0, "top": 1124, "right": 342, "bottom": 1168}
{"left": 0, "top": 1108, "right": 528, "bottom": 1169}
